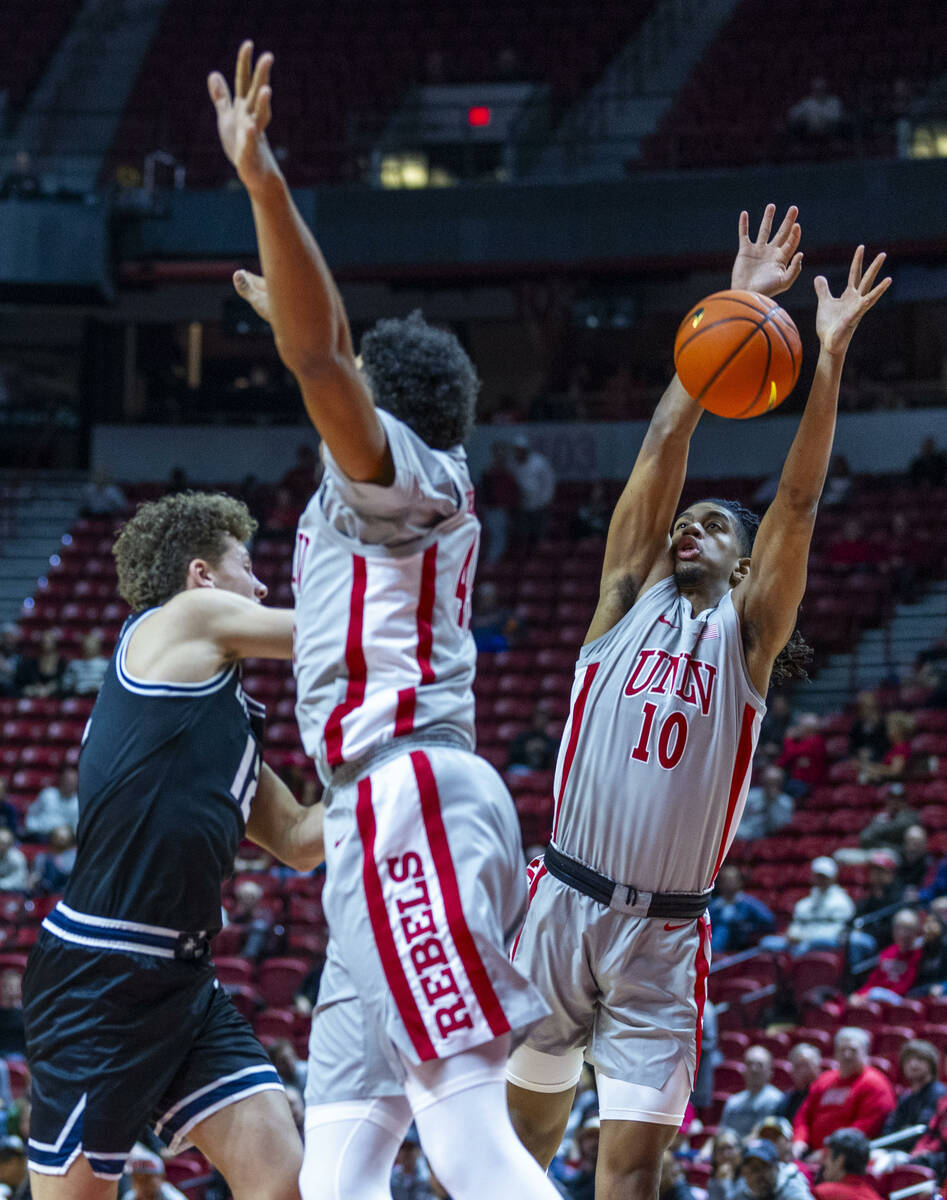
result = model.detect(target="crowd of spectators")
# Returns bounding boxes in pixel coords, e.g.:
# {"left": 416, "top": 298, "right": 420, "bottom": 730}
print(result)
{"left": 0, "top": 625, "right": 108, "bottom": 700}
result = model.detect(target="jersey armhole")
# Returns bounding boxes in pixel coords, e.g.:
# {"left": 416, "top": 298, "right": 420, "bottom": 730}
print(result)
{"left": 722, "top": 591, "right": 767, "bottom": 712}
{"left": 118, "top": 610, "right": 236, "bottom": 697}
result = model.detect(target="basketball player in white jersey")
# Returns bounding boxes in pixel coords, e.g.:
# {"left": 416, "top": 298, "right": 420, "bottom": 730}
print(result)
{"left": 504, "top": 211, "right": 891, "bottom": 1199}
{"left": 209, "top": 42, "right": 560, "bottom": 1200}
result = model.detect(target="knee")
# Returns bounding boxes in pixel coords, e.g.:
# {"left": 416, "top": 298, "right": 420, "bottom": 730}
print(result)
{"left": 597, "top": 1159, "right": 662, "bottom": 1200}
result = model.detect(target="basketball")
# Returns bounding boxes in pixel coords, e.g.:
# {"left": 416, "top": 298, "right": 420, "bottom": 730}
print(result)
{"left": 673, "top": 289, "right": 803, "bottom": 419}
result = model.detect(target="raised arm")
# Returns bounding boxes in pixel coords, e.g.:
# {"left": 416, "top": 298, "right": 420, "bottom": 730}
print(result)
{"left": 585, "top": 204, "right": 803, "bottom": 643}
{"left": 208, "top": 42, "right": 392, "bottom": 484}
{"left": 736, "top": 246, "right": 892, "bottom": 694}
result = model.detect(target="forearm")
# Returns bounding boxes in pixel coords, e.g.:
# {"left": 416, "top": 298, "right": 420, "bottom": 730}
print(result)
{"left": 773, "top": 346, "right": 845, "bottom": 512}
{"left": 641, "top": 374, "right": 703, "bottom": 455}
{"left": 247, "top": 171, "right": 351, "bottom": 373}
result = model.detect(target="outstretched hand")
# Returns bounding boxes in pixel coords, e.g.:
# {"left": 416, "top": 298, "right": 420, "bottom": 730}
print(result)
{"left": 815, "top": 246, "right": 892, "bottom": 357}
{"left": 233, "top": 269, "right": 270, "bottom": 323}
{"left": 208, "top": 41, "right": 278, "bottom": 192}
{"left": 731, "top": 203, "right": 803, "bottom": 298}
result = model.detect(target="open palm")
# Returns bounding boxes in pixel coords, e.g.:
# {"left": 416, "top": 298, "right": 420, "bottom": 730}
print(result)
{"left": 208, "top": 41, "right": 277, "bottom": 191}
{"left": 815, "top": 246, "right": 892, "bottom": 356}
{"left": 731, "top": 204, "right": 803, "bottom": 298}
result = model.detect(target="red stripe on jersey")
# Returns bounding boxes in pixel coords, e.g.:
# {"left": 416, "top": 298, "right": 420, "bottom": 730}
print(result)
{"left": 693, "top": 914, "right": 710, "bottom": 1077}
{"left": 355, "top": 776, "right": 436, "bottom": 1061}
{"left": 416, "top": 544, "right": 438, "bottom": 685}
{"left": 510, "top": 860, "right": 547, "bottom": 962}
{"left": 710, "top": 702, "right": 756, "bottom": 881}
{"left": 551, "top": 662, "right": 599, "bottom": 843}
{"left": 393, "top": 545, "right": 439, "bottom": 737}
{"left": 412, "top": 750, "right": 510, "bottom": 1039}
{"left": 324, "top": 556, "right": 368, "bottom": 766}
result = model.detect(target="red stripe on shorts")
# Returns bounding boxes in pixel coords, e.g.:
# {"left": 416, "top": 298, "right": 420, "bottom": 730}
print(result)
{"left": 324, "top": 556, "right": 368, "bottom": 766}
{"left": 710, "top": 702, "right": 756, "bottom": 881}
{"left": 510, "top": 860, "right": 547, "bottom": 962}
{"left": 552, "top": 662, "right": 599, "bottom": 842}
{"left": 393, "top": 545, "right": 439, "bottom": 736}
{"left": 355, "top": 776, "right": 436, "bottom": 1061}
{"left": 693, "top": 914, "right": 710, "bottom": 1075}
{"left": 411, "top": 750, "right": 511, "bottom": 1039}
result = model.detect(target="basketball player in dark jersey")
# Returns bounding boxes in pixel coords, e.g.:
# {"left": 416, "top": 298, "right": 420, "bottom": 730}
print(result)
{"left": 23, "top": 492, "right": 324, "bottom": 1200}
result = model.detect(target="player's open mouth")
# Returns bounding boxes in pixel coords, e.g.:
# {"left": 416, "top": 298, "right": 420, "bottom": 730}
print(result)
{"left": 677, "top": 537, "right": 700, "bottom": 560}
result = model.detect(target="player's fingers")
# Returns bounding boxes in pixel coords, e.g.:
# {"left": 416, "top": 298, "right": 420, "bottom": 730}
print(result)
{"left": 755, "top": 202, "right": 775, "bottom": 244}
{"left": 235, "top": 39, "right": 253, "bottom": 98}
{"left": 246, "top": 51, "right": 273, "bottom": 110}
{"left": 848, "top": 244, "right": 864, "bottom": 289}
{"left": 813, "top": 275, "right": 831, "bottom": 301}
{"left": 861, "top": 275, "right": 893, "bottom": 310}
{"left": 738, "top": 210, "right": 749, "bottom": 242}
{"left": 255, "top": 85, "right": 272, "bottom": 130}
{"left": 859, "top": 251, "right": 887, "bottom": 294}
{"left": 782, "top": 222, "right": 802, "bottom": 260}
{"left": 773, "top": 205, "right": 799, "bottom": 246}
{"left": 207, "top": 71, "right": 232, "bottom": 111}
{"left": 785, "top": 251, "right": 804, "bottom": 286}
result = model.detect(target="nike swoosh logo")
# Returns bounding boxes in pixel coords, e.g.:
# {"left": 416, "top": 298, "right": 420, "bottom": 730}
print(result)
{"left": 664, "top": 921, "right": 691, "bottom": 931}
{"left": 333, "top": 838, "right": 344, "bottom": 849}
{"left": 659, "top": 615, "right": 680, "bottom": 628}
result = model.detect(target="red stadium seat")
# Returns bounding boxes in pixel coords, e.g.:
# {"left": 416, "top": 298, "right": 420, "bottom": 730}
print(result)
{"left": 257, "top": 958, "right": 310, "bottom": 1008}
{"left": 6, "top": 1061, "right": 29, "bottom": 1099}
{"left": 253, "top": 1009, "right": 295, "bottom": 1040}
{"left": 213, "top": 957, "right": 255, "bottom": 986}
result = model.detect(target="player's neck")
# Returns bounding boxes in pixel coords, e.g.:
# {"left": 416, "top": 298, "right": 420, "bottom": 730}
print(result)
{"left": 677, "top": 579, "right": 728, "bottom": 619}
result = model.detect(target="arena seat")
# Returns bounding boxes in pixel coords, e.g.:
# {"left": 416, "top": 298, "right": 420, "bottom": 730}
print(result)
{"left": 257, "top": 958, "right": 310, "bottom": 1008}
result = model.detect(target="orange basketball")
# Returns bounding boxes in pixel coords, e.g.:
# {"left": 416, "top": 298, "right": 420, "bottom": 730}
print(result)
{"left": 673, "top": 289, "right": 802, "bottom": 418}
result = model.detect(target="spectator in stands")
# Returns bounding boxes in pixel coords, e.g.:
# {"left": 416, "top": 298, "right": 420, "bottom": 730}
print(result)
{"left": 759, "top": 694, "right": 793, "bottom": 761}
{"left": 849, "top": 850, "right": 906, "bottom": 963}
{"left": 79, "top": 469, "right": 127, "bottom": 516}
{"left": 659, "top": 1150, "right": 696, "bottom": 1200}
{"left": 736, "top": 765, "right": 794, "bottom": 841}
{"left": 777, "top": 715, "right": 828, "bottom": 797}
{"left": 510, "top": 435, "right": 555, "bottom": 548}
{"left": 721, "top": 1048, "right": 786, "bottom": 1139}
{"left": 507, "top": 700, "right": 559, "bottom": 773}
{"left": 852, "top": 908, "right": 922, "bottom": 1002}
{"left": 780, "top": 858, "right": 855, "bottom": 954}
{"left": 226, "top": 879, "right": 275, "bottom": 960}
{"left": 914, "top": 908, "right": 947, "bottom": 994}
{"left": 24, "top": 765, "right": 78, "bottom": 841}
{"left": 0, "top": 970, "right": 25, "bottom": 1058}
{"left": 279, "top": 443, "right": 321, "bottom": 508}
{"left": 0, "top": 1136, "right": 28, "bottom": 1200}
{"left": 125, "top": 1147, "right": 188, "bottom": 1200}
{"left": 479, "top": 441, "right": 520, "bottom": 564}
{"left": 898, "top": 825, "right": 934, "bottom": 898}
{"left": 694, "top": 1000, "right": 721, "bottom": 1109}
{"left": 787, "top": 78, "right": 846, "bottom": 142}
{"left": 564, "top": 1113, "right": 600, "bottom": 1200}
{"left": 777, "top": 1045, "right": 823, "bottom": 1125}
{"left": 707, "top": 1131, "right": 745, "bottom": 1200}
{"left": 0, "top": 779, "right": 21, "bottom": 837}
{"left": 61, "top": 630, "right": 109, "bottom": 697}
{"left": 859, "top": 784, "right": 919, "bottom": 851}
{"left": 752, "top": 1116, "right": 798, "bottom": 1165}
{"left": 908, "top": 437, "right": 947, "bottom": 489}
{"left": 261, "top": 486, "right": 300, "bottom": 538}
{"left": 470, "top": 581, "right": 523, "bottom": 652}
{"left": 734, "top": 1138, "right": 814, "bottom": 1200}
{"left": 792, "top": 1028, "right": 896, "bottom": 1157}
{"left": 813, "top": 1129, "right": 880, "bottom": 1200}
{"left": 15, "top": 628, "right": 66, "bottom": 698}
{"left": 828, "top": 520, "right": 885, "bottom": 570}
{"left": 0, "top": 151, "right": 41, "bottom": 201}
{"left": 30, "top": 824, "right": 77, "bottom": 895}
{"left": 267, "top": 1038, "right": 307, "bottom": 1093}
{"left": 708, "top": 865, "right": 775, "bottom": 954}
{"left": 0, "top": 830, "right": 28, "bottom": 894}
{"left": 847, "top": 692, "right": 889, "bottom": 766}
{"left": 880, "top": 1041, "right": 945, "bottom": 1136}
{"left": 858, "top": 714, "right": 915, "bottom": 784}
{"left": 909, "top": 1089, "right": 947, "bottom": 1179}
{"left": 0, "top": 625, "right": 23, "bottom": 698}
{"left": 391, "top": 1125, "right": 432, "bottom": 1200}
{"left": 572, "top": 482, "right": 610, "bottom": 541}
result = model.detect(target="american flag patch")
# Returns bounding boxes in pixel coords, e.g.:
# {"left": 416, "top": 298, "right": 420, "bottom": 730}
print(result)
{"left": 699, "top": 623, "right": 719, "bottom": 640}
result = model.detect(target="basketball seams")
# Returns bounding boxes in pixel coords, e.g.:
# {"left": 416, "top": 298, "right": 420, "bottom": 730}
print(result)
{"left": 676, "top": 315, "right": 762, "bottom": 358}
{"left": 684, "top": 293, "right": 775, "bottom": 321}
{"left": 735, "top": 323, "right": 773, "bottom": 419}
{"left": 768, "top": 311, "right": 801, "bottom": 384}
{"left": 689, "top": 321, "right": 765, "bottom": 404}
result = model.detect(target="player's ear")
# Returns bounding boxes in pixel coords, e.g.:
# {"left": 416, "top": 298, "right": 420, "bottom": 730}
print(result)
{"left": 731, "top": 556, "right": 751, "bottom": 586}
{"left": 185, "top": 557, "right": 217, "bottom": 589}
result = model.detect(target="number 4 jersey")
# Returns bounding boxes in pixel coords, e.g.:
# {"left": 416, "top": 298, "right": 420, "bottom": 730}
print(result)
{"left": 293, "top": 411, "right": 479, "bottom": 784}
{"left": 552, "top": 574, "right": 765, "bottom": 894}
{"left": 63, "top": 610, "right": 265, "bottom": 935}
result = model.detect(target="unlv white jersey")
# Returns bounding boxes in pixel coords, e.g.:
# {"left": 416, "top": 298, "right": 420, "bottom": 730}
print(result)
{"left": 293, "top": 411, "right": 479, "bottom": 784}
{"left": 552, "top": 574, "right": 765, "bottom": 894}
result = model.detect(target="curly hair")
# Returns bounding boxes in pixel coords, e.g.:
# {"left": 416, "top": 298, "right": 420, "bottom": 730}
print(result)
{"left": 359, "top": 310, "right": 479, "bottom": 450}
{"left": 700, "top": 497, "right": 813, "bottom": 686}
{"left": 113, "top": 492, "right": 257, "bottom": 611}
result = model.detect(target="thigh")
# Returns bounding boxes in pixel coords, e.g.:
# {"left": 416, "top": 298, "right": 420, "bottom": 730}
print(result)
{"left": 591, "top": 914, "right": 710, "bottom": 1093}
{"left": 153, "top": 982, "right": 283, "bottom": 1153}
{"left": 323, "top": 748, "right": 548, "bottom": 1069}
{"left": 596, "top": 1119, "right": 678, "bottom": 1200}
{"left": 188, "top": 1088, "right": 301, "bottom": 1200}
{"left": 30, "top": 1156, "right": 118, "bottom": 1200}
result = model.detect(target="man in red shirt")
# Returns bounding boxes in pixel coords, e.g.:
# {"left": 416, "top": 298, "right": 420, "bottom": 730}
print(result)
{"left": 777, "top": 714, "right": 828, "bottom": 794}
{"left": 793, "top": 1029, "right": 895, "bottom": 1157}
{"left": 814, "top": 1129, "right": 883, "bottom": 1200}
{"left": 854, "top": 909, "right": 922, "bottom": 1001}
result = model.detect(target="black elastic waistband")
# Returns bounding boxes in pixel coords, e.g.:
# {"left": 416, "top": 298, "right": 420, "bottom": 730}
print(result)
{"left": 543, "top": 843, "right": 711, "bottom": 920}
